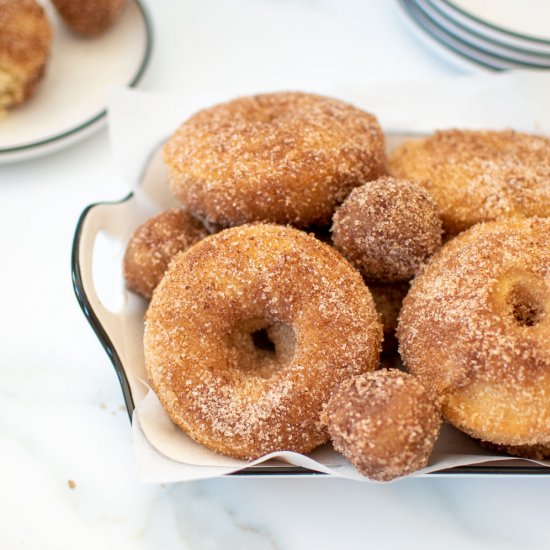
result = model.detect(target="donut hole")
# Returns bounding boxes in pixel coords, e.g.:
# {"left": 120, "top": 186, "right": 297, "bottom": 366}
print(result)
{"left": 230, "top": 320, "right": 296, "bottom": 379}
{"left": 507, "top": 283, "right": 545, "bottom": 327}
{"left": 492, "top": 270, "right": 548, "bottom": 328}
{"left": 251, "top": 328, "right": 276, "bottom": 353}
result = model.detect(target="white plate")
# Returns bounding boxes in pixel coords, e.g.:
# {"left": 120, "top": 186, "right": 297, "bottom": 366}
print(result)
{"left": 397, "top": 0, "right": 501, "bottom": 70}
{"left": 416, "top": 0, "right": 550, "bottom": 67}
{"left": 0, "top": 0, "right": 152, "bottom": 164}
{"left": 434, "top": 0, "right": 550, "bottom": 55}
{"left": 399, "top": 0, "right": 550, "bottom": 71}
{"left": 446, "top": 0, "right": 550, "bottom": 42}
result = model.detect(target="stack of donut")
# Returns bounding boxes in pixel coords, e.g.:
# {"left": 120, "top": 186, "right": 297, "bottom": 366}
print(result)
{"left": 124, "top": 91, "right": 550, "bottom": 481}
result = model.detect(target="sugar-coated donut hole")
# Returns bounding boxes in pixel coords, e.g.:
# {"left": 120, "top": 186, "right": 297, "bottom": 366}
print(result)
{"left": 323, "top": 370, "right": 442, "bottom": 481}
{"left": 51, "top": 0, "right": 127, "bottom": 36}
{"left": 331, "top": 177, "right": 443, "bottom": 282}
{"left": 123, "top": 208, "right": 209, "bottom": 299}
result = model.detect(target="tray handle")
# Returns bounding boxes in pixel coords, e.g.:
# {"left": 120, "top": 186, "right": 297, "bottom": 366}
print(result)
{"left": 71, "top": 195, "right": 136, "bottom": 419}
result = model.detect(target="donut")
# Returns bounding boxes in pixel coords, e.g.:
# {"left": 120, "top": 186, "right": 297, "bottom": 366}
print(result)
{"left": 144, "top": 224, "right": 382, "bottom": 459}
{"left": 480, "top": 441, "right": 550, "bottom": 461}
{"left": 123, "top": 208, "right": 208, "bottom": 299}
{"left": 0, "top": 0, "right": 52, "bottom": 113}
{"left": 322, "top": 370, "right": 441, "bottom": 481}
{"left": 51, "top": 0, "right": 126, "bottom": 36}
{"left": 368, "top": 282, "right": 409, "bottom": 354}
{"left": 331, "top": 177, "right": 442, "bottom": 281}
{"left": 389, "top": 130, "right": 550, "bottom": 235}
{"left": 163, "top": 92, "right": 386, "bottom": 228}
{"left": 398, "top": 218, "right": 550, "bottom": 448}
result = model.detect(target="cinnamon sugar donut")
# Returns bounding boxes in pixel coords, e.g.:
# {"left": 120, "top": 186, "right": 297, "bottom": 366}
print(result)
{"left": 144, "top": 224, "right": 382, "bottom": 459}
{"left": 398, "top": 218, "right": 550, "bottom": 448}
{"left": 389, "top": 130, "right": 550, "bottom": 235}
{"left": 124, "top": 209, "right": 208, "bottom": 299}
{"left": 480, "top": 441, "right": 550, "bottom": 461}
{"left": 322, "top": 370, "right": 441, "bottom": 481}
{"left": 331, "top": 177, "right": 442, "bottom": 281}
{"left": 51, "top": 0, "right": 126, "bottom": 36}
{"left": 0, "top": 0, "right": 52, "bottom": 112}
{"left": 163, "top": 92, "right": 386, "bottom": 227}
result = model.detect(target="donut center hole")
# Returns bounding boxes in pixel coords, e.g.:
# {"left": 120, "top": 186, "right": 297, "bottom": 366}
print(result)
{"left": 230, "top": 321, "right": 296, "bottom": 379}
{"left": 507, "top": 283, "right": 544, "bottom": 327}
{"left": 251, "top": 328, "right": 276, "bottom": 353}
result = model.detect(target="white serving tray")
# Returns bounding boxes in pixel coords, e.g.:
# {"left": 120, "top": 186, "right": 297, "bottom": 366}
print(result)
{"left": 72, "top": 136, "right": 550, "bottom": 479}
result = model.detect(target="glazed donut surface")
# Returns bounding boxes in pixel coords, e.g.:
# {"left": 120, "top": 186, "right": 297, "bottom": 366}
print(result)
{"left": 163, "top": 92, "right": 386, "bottom": 227}
{"left": 389, "top": 130, "right": 550, "bottom": 235}
{"left": 398, "top": 218, "right": 550, "bottom": 447}
{"left": 144, "top": 224, "right": 382, "bottom": 459}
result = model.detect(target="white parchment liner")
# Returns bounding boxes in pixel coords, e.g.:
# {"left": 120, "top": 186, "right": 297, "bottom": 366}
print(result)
{"left": 106, "top": 71, "right": 550, "bottom": 481}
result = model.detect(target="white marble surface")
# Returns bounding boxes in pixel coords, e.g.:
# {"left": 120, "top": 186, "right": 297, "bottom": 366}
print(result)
{"left": 1, "top": 1, "right": 548, "bottom": 548}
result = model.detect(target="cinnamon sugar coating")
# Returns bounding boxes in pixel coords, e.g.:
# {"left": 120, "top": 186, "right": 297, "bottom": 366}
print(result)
{"left": 0, "top": 0, "right": 52, "bottom": 112}
{"left": 123, "top": 209, "right": 208, "bottom": 299}
{"left": 322, "top": 370, "right": 441, "bottom": 481}
{"left": 398, "top": 218, "right": 550, "bottom": 447}
{"left": 144, "top": 224, "right": 382, "bottom": 460}
{"left": 331, "top": 177, "right": 442, "bottom": 281}
{"left": 163, "top": 92, "right": 386, "bottom": 227}
{"left": 480, "top": 441, "right": 550, "bottom": 461}
{"left": 51, "top": 0, "right": 126, "bottom": 36}
{"left": 389, "top": 130, "right": 550, "bottom": 235}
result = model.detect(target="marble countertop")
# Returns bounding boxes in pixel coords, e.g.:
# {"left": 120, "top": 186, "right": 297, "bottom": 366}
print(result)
{"left": 1, "top": 1, "right": 548, "bottom": 548}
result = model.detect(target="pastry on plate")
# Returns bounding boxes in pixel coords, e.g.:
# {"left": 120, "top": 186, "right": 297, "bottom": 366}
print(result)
{"left": 0, "top": 0, "right": 52, "bottom": 113}
{"left": 52, "top": 0, "right": 127, "bottom": 36}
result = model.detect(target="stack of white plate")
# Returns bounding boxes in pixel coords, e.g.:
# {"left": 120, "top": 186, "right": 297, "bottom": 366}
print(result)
{"left": 398, "top": 0, "right": 550, "bottom": 71}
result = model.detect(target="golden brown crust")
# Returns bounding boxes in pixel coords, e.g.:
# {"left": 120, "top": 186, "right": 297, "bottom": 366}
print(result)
{"left": 144, "top": 224, "right": 382, "bottom": 460}
{"left": 163, "top": 92, "right": 386, "bottom": 227}
{"left": 480, "top": 440, "right": 550, "bottom": 461}
{"left": 0, "top": 0, "right": 51, "bottom": 111}
{"left": 51, "top": 0, "right": 126, "bottom": 36}
{"left": 331, "top": 177, "right": 442, "bottom": 281}
{"left": 322, "top": 370, "right": 441, "bottom": 481}
{"left": 388, "top": 130, "right": 550, "bottom": 235}
{"left": 123, "top": 209, "right": 208, "bottom": 299}
{"left": 398, "top": 218, "right": 550, "bottom": 447}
